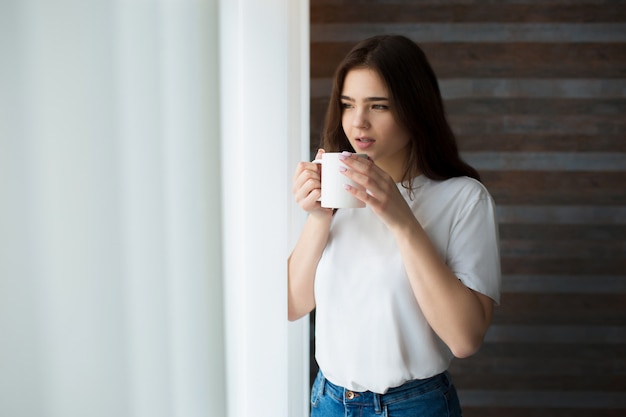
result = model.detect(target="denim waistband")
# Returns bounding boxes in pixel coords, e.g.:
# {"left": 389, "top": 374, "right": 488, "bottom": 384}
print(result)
{"left": 319, "top": 371, "right": 451, "bottom": 409}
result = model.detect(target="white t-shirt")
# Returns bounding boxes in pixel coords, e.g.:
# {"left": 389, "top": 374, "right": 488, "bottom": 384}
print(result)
{"left": 314, "top": 175, "right": 501, "bottom": 394}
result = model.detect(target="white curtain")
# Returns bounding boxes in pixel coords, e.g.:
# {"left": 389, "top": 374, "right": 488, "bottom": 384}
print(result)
{"left": 0, "top": 0, "right": 309, "bottom": 416}
{"left": 219, "top": 1, "right": 310, "bottom": 416}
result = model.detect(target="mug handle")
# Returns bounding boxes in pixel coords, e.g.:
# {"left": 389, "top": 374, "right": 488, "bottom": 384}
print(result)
{"left": 312, "top": 159, "right": 322, "bottom": 201}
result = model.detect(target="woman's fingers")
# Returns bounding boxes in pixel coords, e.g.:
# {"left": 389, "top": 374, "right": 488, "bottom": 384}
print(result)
{"left": 292, "top": 162, "right": 314, "bottom": 192}
{"left": 292, "top": 149, "right": 327, "bottom": 208}
{"left": 293, "top": 158, "right": 327, "bottom": 212}
{"left": 293, "top": 166, "right": 318, "bottom": 198}
{"left": 293, "top": 149, "right": 325, "bottom": 192}
{"left": 338, "top": 152, "right": 409, "bottom": 224}
{"left": 339, "top": 153, "right": 387, "bottom": 197}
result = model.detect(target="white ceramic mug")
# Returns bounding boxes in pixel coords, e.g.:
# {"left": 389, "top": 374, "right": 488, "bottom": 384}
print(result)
{"left": 313, "top": 152, "right": 366, "bottom": 209}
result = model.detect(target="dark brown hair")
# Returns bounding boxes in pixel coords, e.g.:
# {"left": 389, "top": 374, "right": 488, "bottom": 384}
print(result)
{"left": 321, "top": 35, "right": 480, "bottom": 186}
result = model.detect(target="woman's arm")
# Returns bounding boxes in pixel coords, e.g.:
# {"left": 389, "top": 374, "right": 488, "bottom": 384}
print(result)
{"left": 339, "top": 153, "right": 494, "bottom": 357}
{"left": 288, "top": 150, "right": 333, "bottom": 321}
{"left": 287, "top": 211, "right": 332, "bottom": 321}
{"left": 392, "top": 220, "right": 493, "bottom": 358}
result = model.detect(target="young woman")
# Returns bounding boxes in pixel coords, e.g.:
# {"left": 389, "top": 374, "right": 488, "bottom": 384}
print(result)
{"left": 288, "top": 35, "right": 501, "bottom": 417}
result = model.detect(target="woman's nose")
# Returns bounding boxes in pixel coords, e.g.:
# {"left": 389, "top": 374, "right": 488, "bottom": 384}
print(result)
{"left": 351, "top": 108, "right": 368, "bottom": 129}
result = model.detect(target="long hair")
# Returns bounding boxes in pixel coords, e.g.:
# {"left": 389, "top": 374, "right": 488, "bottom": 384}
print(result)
{"left": 321, "top": 35, "right": 480, "bottom": 186}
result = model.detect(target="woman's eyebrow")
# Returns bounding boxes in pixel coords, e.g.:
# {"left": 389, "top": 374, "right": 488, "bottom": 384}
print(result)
{"left": 341, "top": 95, "right": 389, "bottom": 102}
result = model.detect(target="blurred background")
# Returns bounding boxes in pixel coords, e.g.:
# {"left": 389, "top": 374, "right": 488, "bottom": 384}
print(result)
{"left": 308, "top": 1, "right": 626, "bottom": 416}
{"left": 1, "top": 1, "right": 226, "bottom": 416}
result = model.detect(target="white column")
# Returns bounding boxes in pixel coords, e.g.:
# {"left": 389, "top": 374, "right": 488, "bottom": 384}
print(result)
{"left": 219, "top": 1, "right": 310, "bottom": 416}
{"left": 287, "top": 3, "right": 312, "bottom": 416}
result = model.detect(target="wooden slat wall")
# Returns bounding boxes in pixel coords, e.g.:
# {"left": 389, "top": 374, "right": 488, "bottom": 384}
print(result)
{"left": 309, "top": 1, "right": 626, "bottom": 415}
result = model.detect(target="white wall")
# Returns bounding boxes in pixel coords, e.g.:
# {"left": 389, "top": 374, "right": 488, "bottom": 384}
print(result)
{"left": 0, "top": 0, "right": 309, "bottom": 416}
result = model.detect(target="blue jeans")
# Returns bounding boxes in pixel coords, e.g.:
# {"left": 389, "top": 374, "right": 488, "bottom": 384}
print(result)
{"left": 310, "top": 370, "right": 462, "bottom": 417}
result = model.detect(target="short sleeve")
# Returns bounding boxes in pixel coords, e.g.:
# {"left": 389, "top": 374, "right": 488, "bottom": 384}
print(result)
{"left": 447, "top": 192, "right": 501, "bottom": 304}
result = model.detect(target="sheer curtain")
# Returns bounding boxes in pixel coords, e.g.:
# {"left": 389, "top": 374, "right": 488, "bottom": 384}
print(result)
{"left": 219, "top": 1, "right": 310, "bottom": 416}
{"left": 0, "top": 0, "right": 309, "bottom": 416}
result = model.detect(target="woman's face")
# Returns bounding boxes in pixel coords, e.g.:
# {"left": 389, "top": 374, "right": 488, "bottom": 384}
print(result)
{"left": 341, "top": 67, "right": 411, "bottom": 181}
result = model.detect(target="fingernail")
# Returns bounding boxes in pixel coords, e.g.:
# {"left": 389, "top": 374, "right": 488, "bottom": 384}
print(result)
{"left": 338, "top": 166, "right": 347, "bottom": 172}
{"left": 343, "top": 184, "right": 352, "bottom": 190}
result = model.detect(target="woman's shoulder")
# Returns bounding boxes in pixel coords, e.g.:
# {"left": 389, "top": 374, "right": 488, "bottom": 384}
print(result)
{"left": 427, "top": 176, "right": 492, "bottom": 201}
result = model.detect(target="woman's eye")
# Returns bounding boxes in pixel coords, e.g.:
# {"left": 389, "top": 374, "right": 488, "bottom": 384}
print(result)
{"left": 372, "top": 104, "right": 388, "bottom": 110}
{"left": 341, "top": 102, "right": 353, "bottom": 109}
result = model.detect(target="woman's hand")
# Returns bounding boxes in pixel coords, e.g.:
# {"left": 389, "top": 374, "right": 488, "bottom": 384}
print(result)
{"left": 339, "top": 152, "right": 417, "bottom": 231}
{"left": 292, "top": 149, "right": 333, "bottom": 217}
{"left": 289, "top": 149, "right": 334, "bottom": 321}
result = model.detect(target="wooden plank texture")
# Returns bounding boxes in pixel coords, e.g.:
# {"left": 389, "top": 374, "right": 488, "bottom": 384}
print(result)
{"left": 457, "top": 134, "right": 626, "bottom": 152}
{"left": 311, "top": 4, "right": 626, "bottom": 23}
{"left": 482, "top": 171, "right": 626, "bottom": 205}
{"left": 311, "top": 43, "right": 626, "bottom": 78}
{"left": 309, "top": 0, "right": 626, "bottom": 413}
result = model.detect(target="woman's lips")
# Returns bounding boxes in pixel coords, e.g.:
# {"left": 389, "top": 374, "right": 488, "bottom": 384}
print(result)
{"left": 355, "top": 137, "right": 375, "bottom": 149}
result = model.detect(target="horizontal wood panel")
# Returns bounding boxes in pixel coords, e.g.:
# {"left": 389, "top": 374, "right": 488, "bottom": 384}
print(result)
{"left": 311, "top": 43, "right": 626, "bottom": 78}
{"left": 482, "top": 171, "right": 626, "bottom": 205}
{"left": 311, "top": 23, "right": 626, "bottom": 43}
{"left": 452, "top": 372, "right": 626, "bottom": 391}
{"left": 458, "top": 390, "right": 626, "bottom": 408}
{"left": 311, "top": 4, "right": 626, "bottom": 23}
{"left": 449, "top": 114, "right": 625, "bottom": 135}
{"left": 455, "top": 360, "right": 626, "bottom": 380}
{"left": 493, "top": 293, "right": 626, "bottom": 325}
{"left": 497, "top": 205, "right": 626, "bottom": 225}
{"left": 452, "top": 341, "right": 626, "bottom": 396}
{"left": 455, "top": 342, "right": 626, "bottom": 367}
{"left": 499, "top": 224, "right": 626, "bottom": 240}
{"left": 501, "top": 257, "right": 626, "bottom": 275}
{"left": 445, "top": 98, "right": 626, "bottom": 115}
{"left": 457, "top": 134, "right": 626, "bottom": 152}
{"left": 425, "top": 43, "right": 626, "bottom": 78}
{"left": 467, "top": 340, "right": 626, "bottom": 358}
{"left": 460, "top": 408, "right": 626, "bottom": 417}
{"left": 500, "top": 239, "right": 624, "bottom": 259}
{"left": 485, "top": 325, "right": 626, "bottom": 344}
{"left": 464, "top": 152, "right": 626, "bottom": 171}
{"left": 440, "top": 78, "right": 626, "bottom": 99}
{"left": 501, "top": 275, "right": 626, "bottom": 294}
